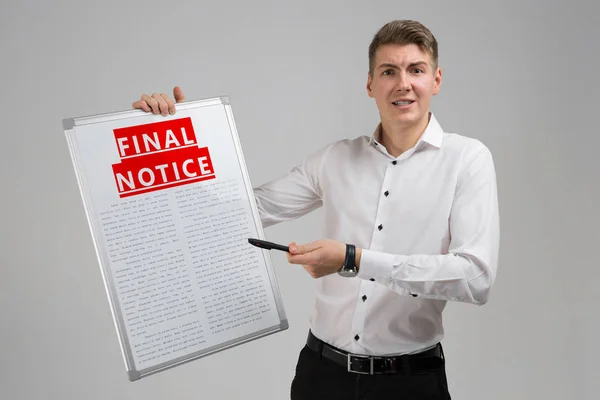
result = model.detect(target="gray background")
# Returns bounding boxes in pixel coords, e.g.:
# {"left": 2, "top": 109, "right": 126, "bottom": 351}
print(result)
{"left": 1, "top": 0, "right": 598, "bottom": 399}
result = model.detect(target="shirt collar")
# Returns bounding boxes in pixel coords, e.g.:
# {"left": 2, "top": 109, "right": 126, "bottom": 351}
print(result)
{"left": 369, "top": 112, "right": 444, "bottom": 150}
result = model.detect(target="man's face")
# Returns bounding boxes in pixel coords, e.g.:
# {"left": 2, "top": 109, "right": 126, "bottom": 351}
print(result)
{"left": 367, "top": 43, "right": 442, "bottom": 129}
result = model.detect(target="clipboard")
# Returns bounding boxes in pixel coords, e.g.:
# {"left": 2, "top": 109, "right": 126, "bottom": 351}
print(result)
{"left": 63, "top": 96, "right": 288, "bottom": 381}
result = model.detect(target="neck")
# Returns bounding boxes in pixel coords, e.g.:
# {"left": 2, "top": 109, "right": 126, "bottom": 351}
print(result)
{"left": 380, "top": 113, "right": 431, "bottom": 157}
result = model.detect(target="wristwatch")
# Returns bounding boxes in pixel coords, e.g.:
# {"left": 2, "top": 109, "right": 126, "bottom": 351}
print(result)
{"left": 338, "top": 244, "right": 358, "bottom": 277}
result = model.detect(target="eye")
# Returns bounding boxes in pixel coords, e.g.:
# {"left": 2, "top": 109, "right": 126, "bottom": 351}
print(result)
{"left": 382, "top": 69, "right": 394, "bottom": 76}
{"left": 413, "top": 68, "right": 424, "bottom": 74}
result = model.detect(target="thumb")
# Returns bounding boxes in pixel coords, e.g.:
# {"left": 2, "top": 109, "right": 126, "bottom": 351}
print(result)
{"left": 173, "top": 86, "right": 186, "bottom": 103}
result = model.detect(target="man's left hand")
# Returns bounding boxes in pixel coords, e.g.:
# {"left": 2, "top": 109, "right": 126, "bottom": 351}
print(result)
{"left": 286, "top": 239, "right": 361, "bottom": 278}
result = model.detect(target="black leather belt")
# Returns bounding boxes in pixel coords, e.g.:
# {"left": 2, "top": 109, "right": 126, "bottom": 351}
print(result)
{"left": 306, "top": 330, "right": 443, "bottom": 375}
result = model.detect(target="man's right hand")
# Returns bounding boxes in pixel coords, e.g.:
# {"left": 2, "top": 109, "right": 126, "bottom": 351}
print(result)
{"left": 132, "top": 86, "right": 185, "bottom": 116}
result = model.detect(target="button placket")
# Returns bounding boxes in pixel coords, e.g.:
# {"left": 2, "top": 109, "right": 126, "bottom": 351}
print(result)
{"left": 351, "top": 157, "right": 396, "bottom": 353}
{"left": 351, "top": 278, "right": 375, "bottom": 354}
{"left": 368, "top": 157, "right": 395, "bottom": 261}
{"left": 374, "top": 159, "right": 397, "bottom": 237}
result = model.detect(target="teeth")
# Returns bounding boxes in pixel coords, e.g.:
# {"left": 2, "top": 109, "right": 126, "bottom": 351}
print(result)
{"left": 393, "top": 101, "right": 412, "bottom": 106}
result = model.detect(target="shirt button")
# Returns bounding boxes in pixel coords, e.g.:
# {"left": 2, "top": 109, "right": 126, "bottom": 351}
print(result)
{"left": 354, "top": 334, "right": 360, "bottom": 341}
{"left": 392, "top": 160, "right": 397, "bottom": 165}
{"left": 362, "top": 295, "right": 367, "bottom": 302}
{"left": 384, "top": 190, "right": 389, "bottom": 197}
{"left": 378, "top": 224, "right": 383, "bottom": 231}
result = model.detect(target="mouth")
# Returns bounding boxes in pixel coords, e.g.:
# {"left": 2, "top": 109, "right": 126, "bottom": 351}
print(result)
{"left": 391, "top": 100, "right": 415, "bottom": 107}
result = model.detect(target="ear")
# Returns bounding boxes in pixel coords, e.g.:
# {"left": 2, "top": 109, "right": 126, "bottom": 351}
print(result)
{"left": 432, "top": 67, "right": 442, "bottom": 95}
{"left": 366, "top": 72, "right": 374, "bottom": 98}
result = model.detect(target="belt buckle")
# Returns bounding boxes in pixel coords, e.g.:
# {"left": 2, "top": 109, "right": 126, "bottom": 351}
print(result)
{"left": 347, "top": 353, "right": 374, "bottom": 375}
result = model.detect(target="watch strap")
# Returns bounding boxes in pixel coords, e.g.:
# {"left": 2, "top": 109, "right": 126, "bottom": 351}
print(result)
{"left": 344, "top": 244, "right": 356, "bottom": 270}
{"left": 337, "top": 244, "right": 357, "bottom": 277}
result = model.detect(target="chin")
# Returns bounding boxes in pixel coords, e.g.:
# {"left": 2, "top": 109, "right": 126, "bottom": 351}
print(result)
{"left": 390, "top": 111, "right": 427, "bottom": 125}
{"left": 390, "top": 115, "right": 418, "bottom": 124}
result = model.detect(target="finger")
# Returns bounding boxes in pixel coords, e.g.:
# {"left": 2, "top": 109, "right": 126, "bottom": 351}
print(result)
{"left": 173, "top": 86, "right": 185, "bottom": 103}
{"left": 287, "top": 253, "right": 315, "bottom": 266}
{"left": 142, "top": 94, "right": 160, "bottom": 114}
{"left": 151, "top": 93, "right": 169, "bottom": 116}
{"left": 302, "top": 265, "right": 324, "bottom": 279}
{"left": 294, "top": 241, "right": 322, "bottom": 255}
{"left": 161, "top": 93, "right": 176, "bottom": 115}
{"left": 288, "top": 241, "right": 299, "bottom": 254}
{"left": 132, "top": 100, "right": 151, "bottom": 112}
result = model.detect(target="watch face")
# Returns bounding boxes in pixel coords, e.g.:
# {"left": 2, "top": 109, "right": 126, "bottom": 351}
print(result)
{"left": 338, "top": 268, "right": 358, "bottom": 277}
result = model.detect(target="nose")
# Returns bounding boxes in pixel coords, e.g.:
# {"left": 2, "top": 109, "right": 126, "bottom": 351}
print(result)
{"left": 395, "top": 71, "right": 411, "bottom": 92}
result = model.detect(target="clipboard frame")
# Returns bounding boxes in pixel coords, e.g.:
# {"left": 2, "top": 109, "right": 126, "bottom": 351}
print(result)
{"left": 63, "top": 96, "right": 288, "bottom": 381}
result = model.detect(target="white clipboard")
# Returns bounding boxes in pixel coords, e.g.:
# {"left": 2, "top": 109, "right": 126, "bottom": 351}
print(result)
{"left": 63, "top": 96, "right": 288, "bottom": 381}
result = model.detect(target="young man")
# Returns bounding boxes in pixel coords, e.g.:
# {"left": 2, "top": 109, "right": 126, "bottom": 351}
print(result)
{"left": 133, "top": 20, "right": 499, "bottom": 400}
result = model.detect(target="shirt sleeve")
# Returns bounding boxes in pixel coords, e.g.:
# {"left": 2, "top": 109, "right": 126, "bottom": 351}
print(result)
{"left": 357, "top": 144, "right": 500, "bottom": 305}
{"left": 253, "top": 145, "right": 330, "bottom": 228}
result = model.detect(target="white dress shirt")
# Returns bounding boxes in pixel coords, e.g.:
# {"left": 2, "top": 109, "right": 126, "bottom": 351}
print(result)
{"left": 253, "top": 113, "right": 499, "bottom": 356}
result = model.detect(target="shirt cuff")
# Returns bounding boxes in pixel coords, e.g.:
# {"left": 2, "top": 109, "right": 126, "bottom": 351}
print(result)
{"left": 357, "top": 249, "right": 407, "bottom": 281}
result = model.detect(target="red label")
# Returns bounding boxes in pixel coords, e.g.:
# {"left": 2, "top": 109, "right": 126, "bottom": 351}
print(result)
{"left": 111, "top": 117, "right": 216, "bottom": 198}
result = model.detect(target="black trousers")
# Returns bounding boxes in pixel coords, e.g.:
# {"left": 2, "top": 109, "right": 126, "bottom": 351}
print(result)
{"left": 290, "top": 344, "right": 451, "bottom": 400}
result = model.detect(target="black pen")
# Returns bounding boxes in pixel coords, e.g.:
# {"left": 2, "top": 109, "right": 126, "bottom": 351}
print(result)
{"left": 248, "top": 238, "right": 290, "bottom": 253}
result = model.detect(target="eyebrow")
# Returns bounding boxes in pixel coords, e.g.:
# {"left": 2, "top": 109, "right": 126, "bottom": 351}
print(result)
{"left": 377, "top": 61, "right": 429, "bottom": 70}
